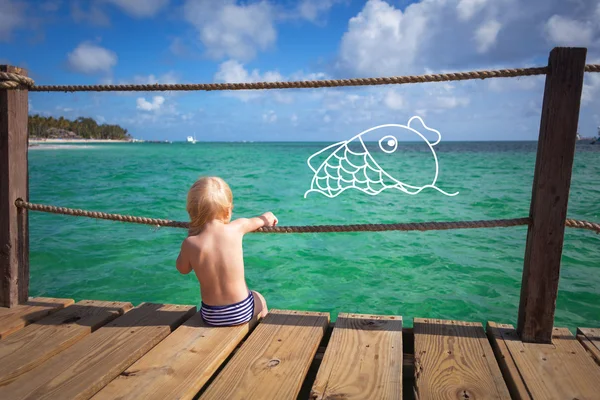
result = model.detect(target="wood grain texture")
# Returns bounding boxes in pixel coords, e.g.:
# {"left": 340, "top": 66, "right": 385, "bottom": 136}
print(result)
{"left": 414, "top": 318, "right": 511, "bottom": 400}
{"left": 486, "top": 322, "right": 531, "bottom": 400}
{"left": 0, "top": 300, "right": 132, "bottom": 385}
{"left": 200, "top": 309, "right": 329, "bottom": 400}
{"left": 92, "top": 311, "right": 256, "bottom": 400}
{"left": 311, "top": 313, "right": 403, "bottom": 400}
{"left": 0, "top": 302, "right": 196, "bottom": 400}
{"left": 0, "top": 297, "right": 74, "bottom": 339}
{"left": 0, "top": 65, "right": 29, "bottom": 307}
{"left": 517, "top": 47, "right": 587, "bottom": 343}
{"left": 577, "top": 328, "right": 600, "bottom": 365}
{"left": 488, "top": 322, "right": 600, "bottom": 399}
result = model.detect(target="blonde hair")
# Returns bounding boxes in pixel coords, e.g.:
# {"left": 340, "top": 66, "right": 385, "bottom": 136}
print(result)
{"left": 186, "top": 176, "right": 233, "bottom": 235}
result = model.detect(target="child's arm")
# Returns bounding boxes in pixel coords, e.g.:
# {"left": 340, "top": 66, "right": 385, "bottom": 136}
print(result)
{"left": 176, "top": 239, "right": 193, "bottom": 274}
{"left": 231, "top": 211, "right": 278, "bottom": 234}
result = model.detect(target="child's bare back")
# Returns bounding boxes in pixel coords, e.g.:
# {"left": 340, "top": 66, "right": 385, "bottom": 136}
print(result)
{"left": 176, "top": 177, "right": 276, "bottom": 326}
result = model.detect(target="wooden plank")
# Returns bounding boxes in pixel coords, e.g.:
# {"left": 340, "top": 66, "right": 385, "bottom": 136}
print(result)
{"left": 200, "top": 309, "right": 329, "bottom": 400}
{"left": 488, "top": 322, "right": 600, "bottom": 399}
{"left": 92, "top": 311, "right": 257, "bottom": 400}
{"left": 0, "top": 65, "right": 30, "bottom": 307}
{"left": 517, "top": 47, "right": 587, "bottom": 343}
{"left": 0, "top": 302, "right": 196, "bottom": 400}
{"left": 0, "top": 297, "right": 74, "bottom": 339}
{"left": 310, "top": 313, "right": 403, "bottom": 400}
{"left": 414, "top": 318, "right": 511, "bottom": 400}
{"left": 577, "top": 328, "right": 600, "bottom": 365}
{"left": 0, "top": 300, "right": 132, "bottom": 385}
{"left": 486, "top": 322, "right": 532, "bottom": 400}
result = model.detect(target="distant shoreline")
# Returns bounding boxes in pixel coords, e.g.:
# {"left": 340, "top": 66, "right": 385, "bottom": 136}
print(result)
{"left": 29, "top": 139, "right": 131, "bottom": 144}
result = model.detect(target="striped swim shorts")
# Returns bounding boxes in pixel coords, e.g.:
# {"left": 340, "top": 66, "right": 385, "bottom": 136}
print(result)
{"left": 200, "top": 291, "right": 255, "bottom": 326}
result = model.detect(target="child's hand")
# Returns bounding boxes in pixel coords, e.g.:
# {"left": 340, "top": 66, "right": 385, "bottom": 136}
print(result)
{"left": 262, "top": 212, "right": 278, "bottom": 226}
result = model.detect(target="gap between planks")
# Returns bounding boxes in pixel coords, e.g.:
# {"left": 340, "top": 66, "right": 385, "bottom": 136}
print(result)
{"left": 0, "top": 300, "right": 131, "bottom": 386}
{"left": 0, "top": 297, "right": 74, "bottom": 339}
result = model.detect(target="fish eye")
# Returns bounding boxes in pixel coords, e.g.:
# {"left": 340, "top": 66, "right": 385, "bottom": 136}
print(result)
{"left": 379, "top": 135, "right": 398, "bottom": 154}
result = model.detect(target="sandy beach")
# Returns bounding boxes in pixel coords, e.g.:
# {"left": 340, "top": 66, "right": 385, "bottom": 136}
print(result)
{"left": 29, "top": 139, "right": 131, "bottom": 144}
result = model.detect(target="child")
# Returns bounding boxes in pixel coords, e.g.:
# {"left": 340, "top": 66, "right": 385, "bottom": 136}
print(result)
{"left": 176, "top": 176, "right": 276, "bottom": 326}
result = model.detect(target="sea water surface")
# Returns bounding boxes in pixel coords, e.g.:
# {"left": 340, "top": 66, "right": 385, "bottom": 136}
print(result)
{"left": 29, "top": 141, "right": 600, "bottom": 330}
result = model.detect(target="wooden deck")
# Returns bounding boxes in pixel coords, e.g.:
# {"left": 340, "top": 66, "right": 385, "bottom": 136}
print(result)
{"left": 0, "top": 298, "right": 599, "bottom": 399}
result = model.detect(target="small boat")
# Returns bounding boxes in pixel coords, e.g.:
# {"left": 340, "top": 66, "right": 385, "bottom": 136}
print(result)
{"left": 186, "top": 135, "right": 196, "bottom": 144}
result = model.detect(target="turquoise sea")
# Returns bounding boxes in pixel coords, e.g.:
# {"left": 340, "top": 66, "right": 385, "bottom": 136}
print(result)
{"left": 28, "top": 141, "right": 600, "bottom": 331}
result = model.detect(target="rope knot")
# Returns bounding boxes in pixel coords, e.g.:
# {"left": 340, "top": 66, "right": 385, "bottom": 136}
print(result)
{"left": 0, "top": 70, "right": 35, "bottom": 90}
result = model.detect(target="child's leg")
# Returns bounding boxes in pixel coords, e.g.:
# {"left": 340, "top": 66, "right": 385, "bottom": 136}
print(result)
{"left": 251, "top": 290, "right": 268, "bottom": 319}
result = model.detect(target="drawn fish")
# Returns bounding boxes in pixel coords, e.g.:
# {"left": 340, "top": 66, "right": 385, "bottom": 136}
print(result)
{"left": 304, "top": 116, "right": 458, "bottom": 198}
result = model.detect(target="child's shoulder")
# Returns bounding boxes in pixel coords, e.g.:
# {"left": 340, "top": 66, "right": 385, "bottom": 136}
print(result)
{"left": 182, "top": 234, "right": 202, "bottom": 249}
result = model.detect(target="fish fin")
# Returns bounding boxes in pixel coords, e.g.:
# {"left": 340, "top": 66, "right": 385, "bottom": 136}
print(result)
{"left": 328, "top": 176, "right": 342, "bottom": 191}
{"left": 324, "top": 163, "right": 341, "bottom": 179}
{"left": 366, "top": 180, "right": 387, "bottom": 194}
{"left": 362, "top": 164, "right": 383, "bottom": 183}
{"left": 315, "top": 176, "right": 329, "bottom": 191}
{"left": 408, "top": 116, "right": 441, "bottom": 146}
{"left": 307, "top": 141, "right": 346, "bottom": 173}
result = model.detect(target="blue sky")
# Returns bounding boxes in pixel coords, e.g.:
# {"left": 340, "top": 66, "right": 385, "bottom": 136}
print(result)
{"left": 1, "top": 0, "right": 599, "bottom": 141}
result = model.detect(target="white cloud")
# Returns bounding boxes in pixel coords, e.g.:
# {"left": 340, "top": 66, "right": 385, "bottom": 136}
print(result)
{"left": 214, "top": 60, "right": 325, "bottom": 103}
{"left": 323, "top": 114, "right": 332, "bottom": 123}
{"left": 582, "top": 59, "right": 600, "bottom": 106}
{"left": 215, "top": 59, "right": 283, "bottom": 102}
{"left": 96, "top": 115, "right": 106, "bottom": 123}
{"left": 262, "top": 110, "right": 277, "bottom": 123}
{"left": 291, "top": 114, "right": 298, "bottom": 126}
{"left": 0, "top": 0, "right": 26, "bottom": 41}
{"left": 384, "top": 90, "right": 405, "bottom": 110}
{"left": 488, "top": 75, "right": 540, "bottom": 92}
{"left": 434, "top": 96, "right": 470, "bottom": 109}
{"left": 101, "top": 71, "right": 180, "bottom": 97}
{"left": 456, "top": 0, "right": 487, "bottom": 21}
{"left": 67, "top": 42, "right": 117, "bottom": 74}
{"left": 335, "top": 0, "right": 600, "bottom": 78}
{"left": 129, "top": 95, "right": 181, "bottom": 127}
{"left": 215, "top": 60, "right": 283, "bottom": 83}
{"left": 298, "top": 0, "right": 339, "bottom": 23}
{"left": 310, "top": 77, "right": 474, "bottom": 132}
{"left": 183, "top": 0, "right": 276, "bottom": 61}
{"left": 100, "top": 71, "right": 179, "bottom": 85}
{"left": 104, "top": 0, "right": 168, "bottom": 18}
{"left": 137, "top": 96, "right": 165, "bottom": 111}
{"left": 337, "top": 0, "right": 430, "bottom": 76}
{"left": 544, "top": 15, "right": 594, "bottom": 46}
{"left": 290, "top": 71, "right": 329, "bottom": 81}
{"left": 475, "top": 19, "right": 501, "bottom": 53}
{"left": 131, "top": 71, "right": 179, "bottom": 85}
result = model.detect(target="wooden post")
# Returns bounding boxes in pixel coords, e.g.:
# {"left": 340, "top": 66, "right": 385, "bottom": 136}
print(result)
{"left": 0, "top": 65, "right": 29, "bottom": 307}
{"left": 517, "top": 48, "right": 587, "bottom": 343}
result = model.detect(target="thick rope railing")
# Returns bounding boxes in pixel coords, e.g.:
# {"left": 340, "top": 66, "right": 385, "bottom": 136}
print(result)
{"left": 1, "top": 65, "right": 599, "bottom": 92}
{"left": 14, "top": 200, "right": 600, "bottom": 234}
{"left": 0, "top": 71, "right": 35, "bottom": 90}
